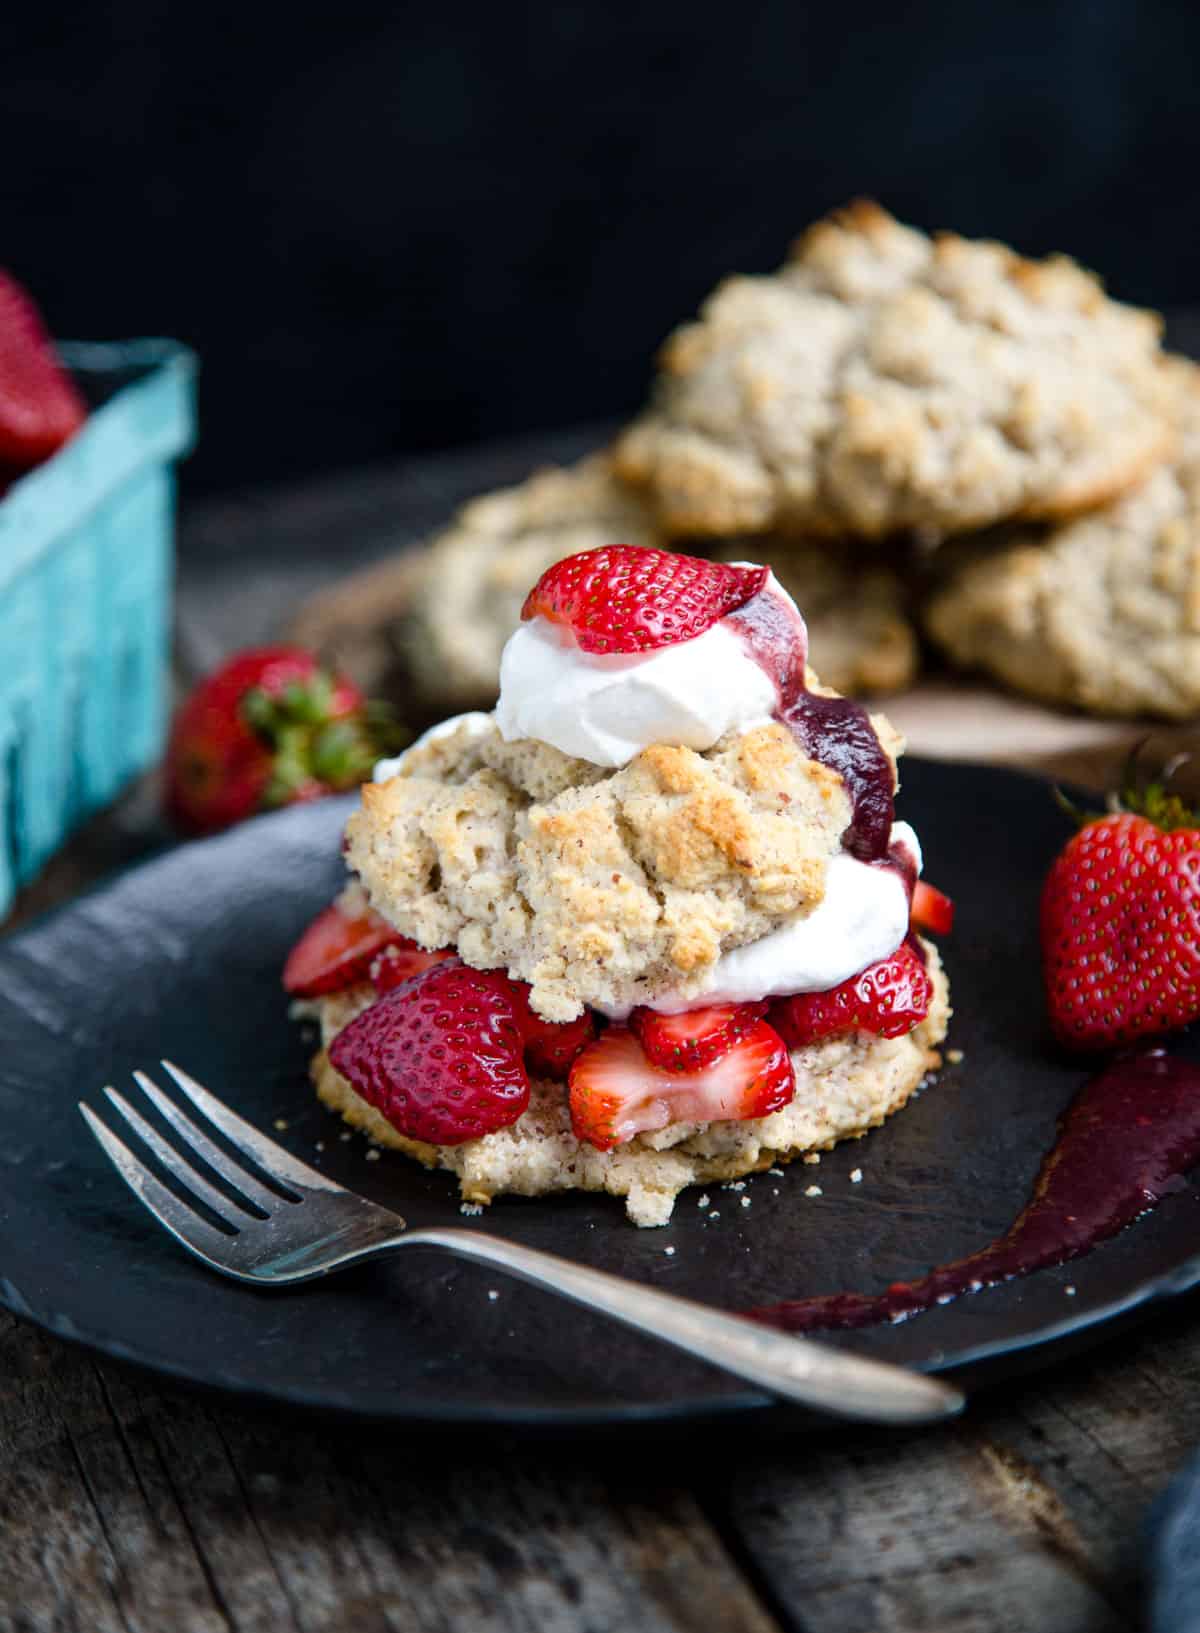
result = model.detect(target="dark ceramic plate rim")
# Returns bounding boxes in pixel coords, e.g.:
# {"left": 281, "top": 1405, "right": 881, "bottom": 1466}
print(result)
{"left": 3, "top": 764, "right": 1200, "bottom": 1429}
{"left": 5, "top": 1235, "right": 1200, "bottom": 1431}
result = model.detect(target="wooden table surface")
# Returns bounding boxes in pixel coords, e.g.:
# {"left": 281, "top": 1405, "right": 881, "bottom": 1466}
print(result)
{"left": 2, "top": 429, "right": 1197, "bottom": 1633}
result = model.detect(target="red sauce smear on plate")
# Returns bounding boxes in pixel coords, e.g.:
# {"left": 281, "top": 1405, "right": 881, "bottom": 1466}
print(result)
{"left": 748, "top": 1052, "right": 1200, "bottom": 1333}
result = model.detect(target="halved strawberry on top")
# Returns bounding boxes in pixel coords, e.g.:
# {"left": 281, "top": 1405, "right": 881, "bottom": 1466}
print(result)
{"left": 283, "top": 900, "right": 447, "bottom": 998}
{"left": 521, "top": 545, "right": 767, "bottom": 655}
{"left": 569, "top": 1021, "right": 794, "bottom": 1152}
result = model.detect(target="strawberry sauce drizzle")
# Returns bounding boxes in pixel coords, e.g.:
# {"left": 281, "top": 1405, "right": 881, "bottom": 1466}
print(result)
{"left": 725, "top": 587, "right": 895, "bottom": 861}
{"left": 747, "top": 1051, "right": 1200, "bottom": 1334}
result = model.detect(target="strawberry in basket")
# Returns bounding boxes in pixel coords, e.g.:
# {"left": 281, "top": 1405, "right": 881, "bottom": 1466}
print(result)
{"left": 0, "top": 269, "right": 87, "bottom": 487}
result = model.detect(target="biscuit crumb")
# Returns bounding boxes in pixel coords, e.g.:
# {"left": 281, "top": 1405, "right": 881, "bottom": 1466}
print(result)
{"left": 365, "top": 1148, "right": 380, "bottom": 1162}
{"left": 664, "top": 1246, "right": 676, "bottom": 1256}
{"left": 803, "top": 1152, "right": 821, "bottom": 1165}
{"left": 709, "top": 1211, "right": 721, "bottom": 1220}
{"left": 1065, "top": 1285, "right": 1077, "bottom": 1297}
{"left": 740, "top": 1196, "right": 751, "bottom": 1208}
{"left": 805, "top": 1185, "right": 823, "bottom": 1197}
{"left": 946, "top": 1048, "right": 965, "bottom": 1065}
{"left": 314, "top": 1141, "right": 325, "bottom": 1153}
{"left": 339, "top": 1131, "right": 352, "bottom": 1142}
{"left": 273, "top": 1118, "right": 289, "bottom": 1131}
{"left": 850, "top": 1168, "right": 863, "bottom": 1184}
{"left": 459, "top": 1202, "right": 484, "bottom": 1216}
{"left": 487, "top": 1289, "right": 499, "bottom": 1301}
{"left": 722, "top": 1180, "right": 746, "bottom": 1192}
{"left": 767, "top": 1167, "right": 785, "bottom": 1177}
{"left": 697, "top": 1194, "right": 711, "bottom": 1208}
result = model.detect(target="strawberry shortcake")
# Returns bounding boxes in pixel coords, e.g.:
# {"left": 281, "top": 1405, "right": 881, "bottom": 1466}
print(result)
{"left": 285, "top": 547, "right": 950, "bottom": 1225}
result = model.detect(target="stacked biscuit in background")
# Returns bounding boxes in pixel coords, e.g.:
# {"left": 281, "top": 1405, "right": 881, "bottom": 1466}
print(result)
{"left": 381, "top": 201, "right": 1200, "bottom": 720}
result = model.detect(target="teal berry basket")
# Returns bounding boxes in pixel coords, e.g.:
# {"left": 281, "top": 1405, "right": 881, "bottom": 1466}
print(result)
{"left": 0, "top": 338, "right": 197, "bottom": 918}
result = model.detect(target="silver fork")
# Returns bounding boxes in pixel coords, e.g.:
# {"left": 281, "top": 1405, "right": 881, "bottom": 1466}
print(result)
{"left": 79, "top": 1062, "right": 965, "bottom": 1425}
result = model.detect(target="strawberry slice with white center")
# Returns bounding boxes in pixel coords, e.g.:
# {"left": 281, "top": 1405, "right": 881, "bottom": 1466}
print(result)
{"left": 521, "top": 545, "right": 767, "bottom": 655}
{"left": 630, "top": 1001, "right": 767, "bottom": 1072}
{"left": 569, "top": 1022, "right": 794, "bottom": 1152}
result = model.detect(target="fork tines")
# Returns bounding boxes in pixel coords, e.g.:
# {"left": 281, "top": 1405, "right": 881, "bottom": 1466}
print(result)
{"left": 79, "top": 1061, "right": 324, "bottom": 1257}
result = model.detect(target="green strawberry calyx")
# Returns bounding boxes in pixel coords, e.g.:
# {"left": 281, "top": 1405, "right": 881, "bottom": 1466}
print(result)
{"left": 240, "top": 674, "right": 407, "bottom": 809}
{"left": 1054, "top": 741, "right": 1198, "bottom": 835}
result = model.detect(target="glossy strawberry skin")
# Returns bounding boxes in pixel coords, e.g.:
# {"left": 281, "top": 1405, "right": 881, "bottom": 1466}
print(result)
{"left": 166, "top": 646, "right": 368, "bottom": 834}
{"left": 0, "top": 270, "right": 87, "bottom": 469}
{"left": 1041, "top": 812, "right": 1200, "bottom": 1050}
{"left": 521, "top": 545, "right": 767, "bottom": 655}
{"left": 329, "top": 961, "right": 529, "bottom": 1145}
{"left": 630, "top": 1001, "right": 767, "bottom": 1072}
{"left": 911, "top": 880, "right": 954, "bottom": 936}
{"left": 568, "top": 1021, "right": 794, "bottom": 1152}
{"left": 505, "top": 982, "right": 596, "bottom": 1080}
{"left": 770, "top": 937, "right": 933, "bottom": 1049}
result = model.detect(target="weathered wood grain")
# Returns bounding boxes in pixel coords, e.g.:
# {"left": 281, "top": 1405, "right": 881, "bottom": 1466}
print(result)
{"left": 0, "top": 1317, "right": 780, "bottom": 1633}
{"left": 709, "top": 1306, "right": 1200, "bottom": 1633}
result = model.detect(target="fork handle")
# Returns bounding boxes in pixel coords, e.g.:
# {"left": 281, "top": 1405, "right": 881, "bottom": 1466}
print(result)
{"left": 399, "top": 1226, "right": 963, "bottom": 1424}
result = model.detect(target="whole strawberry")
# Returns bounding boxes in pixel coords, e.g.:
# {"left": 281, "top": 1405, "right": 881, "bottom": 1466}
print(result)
{"left": 167, "top": 645, "right": 399, "bottom": 834}
{"left": 1042, "top": 770, "right": 1200, "bottom": 1050}
{"left": 329, "top": 960, "right": 530, "bottom": 1145}
{"left": 0, "top": 269, "right": 87, "bottom": 471}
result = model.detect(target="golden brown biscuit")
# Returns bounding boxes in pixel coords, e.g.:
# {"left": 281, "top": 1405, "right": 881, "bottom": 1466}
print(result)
{"left": 616, "top": 200, "right": 1171, "bottom": 540}
{"left": 344, "top": 713, "right": 885, "bottom": 1022}
{"left": 925, "top": 355, "right": 1200, "bottom": 719}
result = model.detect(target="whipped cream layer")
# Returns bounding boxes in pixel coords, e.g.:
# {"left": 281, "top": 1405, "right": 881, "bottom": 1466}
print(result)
{"left": 494, "top": 582, "right": 798, "bottom": 767}
{"left": 599, "top": 823, "right": 922, "bottom": 1018}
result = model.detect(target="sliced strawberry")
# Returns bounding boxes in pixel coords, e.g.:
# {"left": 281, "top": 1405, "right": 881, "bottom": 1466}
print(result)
{"left": 370, "top": 941, "right": 455, "bottom": 994}
{"left": 521, "top": 545, "right": 767, "bottom": 655}
{"left": 504, "top": 981, "right": 596, "bottom": 1080}
{"left": 911, "top": 880, "right": 954, "bottom": 936}
{"left": 329, "top": 960, "right": 529, "bottom": 1145}
{"left": 0, "top": 270, "right": 87, "bottom": 469}
{"left": 283, "top": 902, "right": 402, "bottom": 997}
{"left": 630, "top": 1001, "right": 767, "bottom": 1072}
{"left": 568, "top": 1022, "right": 794, "bottom": 1152}
{"left": 771, "top": 936, "right": 932, "bottom": 1049}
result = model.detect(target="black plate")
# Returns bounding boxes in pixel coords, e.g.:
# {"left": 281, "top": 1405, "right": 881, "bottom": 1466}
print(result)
{"left": 2, "top": 760, "right": 1198, "bottom": 1427}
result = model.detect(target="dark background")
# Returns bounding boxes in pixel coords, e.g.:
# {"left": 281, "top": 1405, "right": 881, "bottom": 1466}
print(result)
{"left": 4, "top": 1, "right": 1198, "bottom": 497}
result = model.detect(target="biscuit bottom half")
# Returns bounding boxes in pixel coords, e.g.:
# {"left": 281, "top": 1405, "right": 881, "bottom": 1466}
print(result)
{"left": 309, "top": 942, "right": 949, "bottom": 1227}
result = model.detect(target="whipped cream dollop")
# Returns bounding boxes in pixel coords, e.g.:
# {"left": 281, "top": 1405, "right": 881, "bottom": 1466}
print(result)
{"left": 600, "top": 823, "right": 922, "bottom": 1018}
{"left": 495, "top": 576, "right": 799, "bottom": 767}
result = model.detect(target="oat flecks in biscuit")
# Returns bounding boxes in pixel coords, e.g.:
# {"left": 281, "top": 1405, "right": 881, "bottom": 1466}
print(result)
{"left": 404, "top": 454, "right": 658, "bottom": 710}
{"left": 926, "top": 355, "right": 1200, "bottom": 719}
{"left": 343, "top": 714, "right": 861, "bottom": 1021}
{"left": 311, "top": 942, "right": 949, "bottom": 1227}
{"left": 615, "top": 199, "right": 1171, "bottom": 540}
